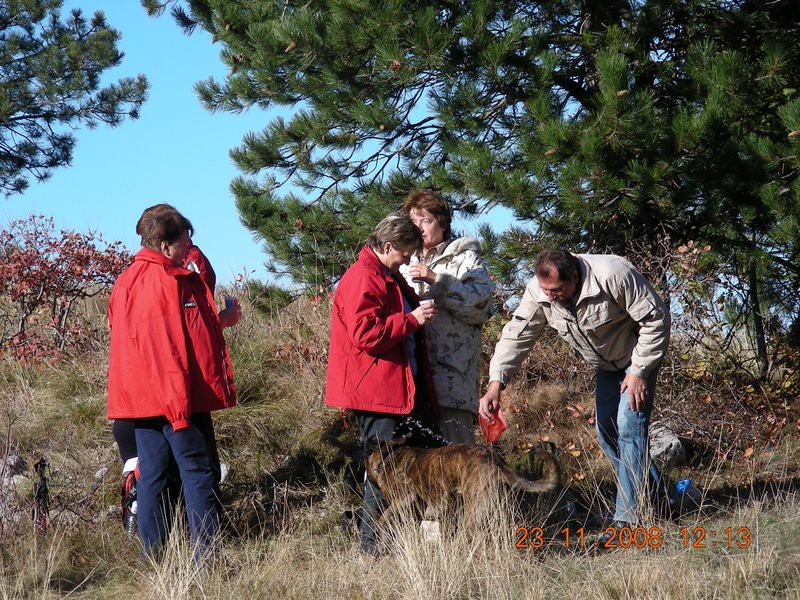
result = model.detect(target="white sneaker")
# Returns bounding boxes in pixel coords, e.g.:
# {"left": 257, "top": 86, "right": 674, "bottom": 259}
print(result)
{"left": 219, "top": 463, "right": 230, "bottom": 484}
{"left": 420, "top": 520, "right": 441, "bottom": 543}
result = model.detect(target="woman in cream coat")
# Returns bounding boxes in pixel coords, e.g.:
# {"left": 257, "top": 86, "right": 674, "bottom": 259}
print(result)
{"left": 402, "top": 190, "right": 495, "bottom": 443}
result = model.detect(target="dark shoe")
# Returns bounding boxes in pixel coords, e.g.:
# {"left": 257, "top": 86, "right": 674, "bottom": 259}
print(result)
{"left": 121, "top": 471, "right": 138, "bottom": 538}
{"left": 339, "top": 509, "right": 357, "bottom": 533}
{"left": 595, "top": 521, "right": 636, "bottom": 550}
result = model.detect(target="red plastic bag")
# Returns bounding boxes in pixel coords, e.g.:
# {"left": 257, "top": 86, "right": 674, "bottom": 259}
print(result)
{"left": 479, "top": 407, "right": 507, "bottom": 443}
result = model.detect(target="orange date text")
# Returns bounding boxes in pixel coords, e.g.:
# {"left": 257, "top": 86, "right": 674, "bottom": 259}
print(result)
{"left": 514, "top": 525, "right": 752, "bottom": 550}
{"left": 680, "top": 526, "right": 752, "bottom": 549}
{"left": 514, "top": 527, "right": 590, "bottom": 549}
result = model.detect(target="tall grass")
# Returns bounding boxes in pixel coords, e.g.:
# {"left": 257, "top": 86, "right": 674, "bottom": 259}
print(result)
{"left": 2, "top": 489, "right": 795, "bottom": 598}
{"left": 0, "top": 293, "right": 798, "bottom": 598}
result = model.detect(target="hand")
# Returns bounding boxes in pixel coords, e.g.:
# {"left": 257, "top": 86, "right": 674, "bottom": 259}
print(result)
{"left": 620, "top": 373, "right": 648, "bottom": 412}
{"left": 218, "top": 303, "right": 242, "bottom": 328}
{"left": 410, "top": 301, "right": 437, "bottom": 325}
{"left": 478, "top": 381, "right": 503, "bottom": 421}
{"left": 406, "top": 264, "right": 436, "bottom": 284}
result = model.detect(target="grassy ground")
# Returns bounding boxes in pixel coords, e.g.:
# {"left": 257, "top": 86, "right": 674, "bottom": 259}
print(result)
{"left": 0, "top": 295, "right": 798, "bottom": 598}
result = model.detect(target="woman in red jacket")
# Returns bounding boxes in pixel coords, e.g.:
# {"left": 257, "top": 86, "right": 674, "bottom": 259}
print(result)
{"left": 112, "top": 209, "right": 234, "bottom": 537}
{"left": 107, "top": 204, "right": 237, "bottom": 560}
{"left": 325, "top": 214, "right": 440, "bottom": 557}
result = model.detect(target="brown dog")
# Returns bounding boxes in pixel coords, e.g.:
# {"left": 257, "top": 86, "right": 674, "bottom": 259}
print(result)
{"left": 365, "top": 435, "right": 560, "bottom": 529}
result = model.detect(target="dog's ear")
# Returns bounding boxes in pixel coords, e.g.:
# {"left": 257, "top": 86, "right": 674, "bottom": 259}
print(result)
{"left": 388, "top": 432, "right": 412, "bottom": 447}
{"left": 365, "top": 437, "right": 383, "bottom": 457}
{"left": 530, "top": 441, "right": 558, "bottom": 456}
{"left": 367, "top": 433, "right": 411, "bottom": 456}
{"left": 365, "top": 432, "right": 410, "bottom": 458}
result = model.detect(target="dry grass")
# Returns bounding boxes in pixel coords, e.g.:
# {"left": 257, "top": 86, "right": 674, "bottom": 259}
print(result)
{"left": 0, "top": 488, "right": 797, "bottom": 599}
{"left": 0, "top": 294, "right": 799, "bottom": 598}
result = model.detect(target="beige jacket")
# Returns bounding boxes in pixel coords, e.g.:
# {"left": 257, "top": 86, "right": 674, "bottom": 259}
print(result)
{"left": 401, "top": 237, "right": 494, "bottom": 413}
{"left": 489, "top": 254, "right": 670, "bottom": 384}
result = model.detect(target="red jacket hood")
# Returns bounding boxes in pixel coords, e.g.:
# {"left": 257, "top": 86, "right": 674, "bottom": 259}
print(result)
{"left": 184, "top": 244, "right": 217, "bottom": 293}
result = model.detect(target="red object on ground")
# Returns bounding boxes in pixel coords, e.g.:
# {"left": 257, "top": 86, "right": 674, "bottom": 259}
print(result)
{"left": 479, "top": 407, "right": 508, "bottom": 443}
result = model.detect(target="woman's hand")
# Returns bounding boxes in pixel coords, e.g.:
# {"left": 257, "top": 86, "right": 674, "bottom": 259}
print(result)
{"left": 218, "top": 302, "right": 242, "bottom": 328}
{"left": 406, "top": 264, "right": 436, "bottom": 284}
{"left": 410, "top": 300, "right": 437, "bottom": 325}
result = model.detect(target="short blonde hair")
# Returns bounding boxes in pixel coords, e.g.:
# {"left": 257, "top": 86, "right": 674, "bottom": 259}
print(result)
{"left": 366, "top": 214, "right": 423, "bottom": 253}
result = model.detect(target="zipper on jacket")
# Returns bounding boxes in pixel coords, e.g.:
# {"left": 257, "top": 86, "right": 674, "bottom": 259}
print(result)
{"left": 220, "top": 349, "right": 232, "bottom": 400}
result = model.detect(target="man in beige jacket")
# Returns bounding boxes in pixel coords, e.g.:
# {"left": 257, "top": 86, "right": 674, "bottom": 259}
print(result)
{"left": 479, "top": 249, "right": 670, "bottom": 530}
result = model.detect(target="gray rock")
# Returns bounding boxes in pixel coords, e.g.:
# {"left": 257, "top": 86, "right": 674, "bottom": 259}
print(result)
{"left": 0, "top": 470, "right": 27, "bottom": 524}
{"left": 0, "top": 454, "right": 27, "bottom": 481}
{"left": 649, "top": 423, "right": 686, "bottom": 466}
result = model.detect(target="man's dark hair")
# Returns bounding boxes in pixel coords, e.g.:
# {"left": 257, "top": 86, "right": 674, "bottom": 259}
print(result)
{"left": 533, "top": 250, "right": 580, "bottom": 282}
{"left": 136, "top": 204, "right": 194, "bottom": 251}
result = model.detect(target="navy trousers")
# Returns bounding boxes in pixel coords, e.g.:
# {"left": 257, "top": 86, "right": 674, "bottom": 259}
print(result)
{"left": 355, "top": 412, "right": 402, "bottom": 557}
{"left": 113, "top": 413, "right": 222, "bottom": 490}
{"left": 134, "top": 417, "right": 219, "bottom": 560}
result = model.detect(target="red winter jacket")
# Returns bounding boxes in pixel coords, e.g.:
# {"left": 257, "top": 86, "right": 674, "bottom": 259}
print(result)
{"left": 325, "top": 246, "right": 438, "bottom": 416}
{"left": 107, "top": 248, "right": 236, "bottom": 430}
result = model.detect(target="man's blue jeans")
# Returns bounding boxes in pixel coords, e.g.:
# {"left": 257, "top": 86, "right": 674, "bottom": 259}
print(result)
{"left": 134, "top": 417, "right": 219, "bottom": 560}
{"left": 595, "top": 367, "right": 662, "bottom": 524}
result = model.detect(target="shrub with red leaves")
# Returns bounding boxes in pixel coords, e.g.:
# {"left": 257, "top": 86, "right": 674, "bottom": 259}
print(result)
{"left": 0, "top": 215, "right": 131, "bottom": 360}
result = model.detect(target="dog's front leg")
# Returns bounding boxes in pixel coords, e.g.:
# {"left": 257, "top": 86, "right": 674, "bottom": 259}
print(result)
{"left": 379, "top": 493, "right": 420, "bottom": 527}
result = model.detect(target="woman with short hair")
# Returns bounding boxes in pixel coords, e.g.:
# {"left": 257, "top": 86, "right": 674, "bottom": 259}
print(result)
{"left": 107, "top": 203, "right": 237, "bottom": 560}
{"left": 325, "top": 213, "right": 440, "bottom": 557}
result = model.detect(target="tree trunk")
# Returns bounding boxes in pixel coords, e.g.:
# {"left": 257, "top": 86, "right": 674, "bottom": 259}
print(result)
{"left": 748, "top": 261, "right": 769, "bottom": 379}
{"left": 788, "top": 313, "right": 800, "bottom": 348}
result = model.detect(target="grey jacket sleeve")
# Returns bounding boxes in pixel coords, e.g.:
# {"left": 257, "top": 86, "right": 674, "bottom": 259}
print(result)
{"left": 488, "top": 279, "right": 550, "bottom": 385}
{"left": 428, "top": 250, "right": 494, "bottom": 326}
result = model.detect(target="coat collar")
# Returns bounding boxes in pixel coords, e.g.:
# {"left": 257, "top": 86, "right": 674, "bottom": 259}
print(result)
{"left": 134, "top": 247, "right": 194, "bottom": 277}
{"left": 573, "top": 256, "right": 603, "bottom": 303}
{"left": 420, "top": 237, "right": 482, "bottom": 266}
{"left": 421, "top": 239, "right": 451, "bottom": 263}
{"left": 358, "top": 245, "right": 419, "bottom": 302}
{"left": 358, "top": 245, "right": 391, "bottom": 278}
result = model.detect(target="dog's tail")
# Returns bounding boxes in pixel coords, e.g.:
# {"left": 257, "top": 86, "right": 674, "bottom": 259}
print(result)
{"left": 505, "top": 447, "right": 560, "bottom": 493}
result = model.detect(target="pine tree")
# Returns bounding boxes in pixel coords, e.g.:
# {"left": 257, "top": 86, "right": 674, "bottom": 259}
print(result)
{"left": 0, "top": 0, "right": 148, "bottom": 195}
{"left": 147, "top": 0, "right": 800, "bottom": 372}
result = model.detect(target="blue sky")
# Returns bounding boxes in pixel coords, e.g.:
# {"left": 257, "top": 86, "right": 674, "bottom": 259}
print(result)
{"left": 1, "top": 2, "right": 509, "bottom": 286}
{"left": 1, "top": 2, "right": 274, "bottom": 285}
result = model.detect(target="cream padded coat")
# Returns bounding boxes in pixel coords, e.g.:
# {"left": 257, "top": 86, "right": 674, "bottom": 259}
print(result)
{"left": 401, "top": 237, "right": 494, "bottom": 413}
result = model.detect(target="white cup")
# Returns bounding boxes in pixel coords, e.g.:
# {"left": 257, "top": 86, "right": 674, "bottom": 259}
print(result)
{"left": 419, "top": 299, "right": 434, "bottom": 306}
